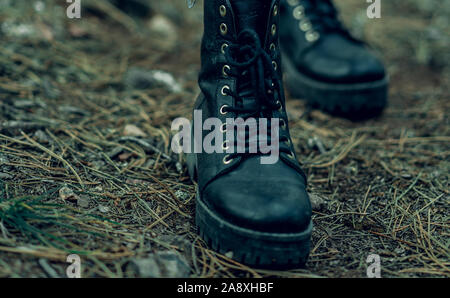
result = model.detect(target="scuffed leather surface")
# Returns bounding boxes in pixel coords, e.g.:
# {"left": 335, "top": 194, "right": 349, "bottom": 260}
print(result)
{"left": 203, "top": 157, "right": 311, "bottom": 233}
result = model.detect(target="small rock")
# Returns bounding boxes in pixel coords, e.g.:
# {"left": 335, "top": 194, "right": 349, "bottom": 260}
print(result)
{"left": 225, "top": 251, "right": 234, "bottom": 259}
{"left": 68, "top": 23, "right": 89, "bottom": 38}
{"left": 1, "top": 21, "right": 36, "bottom": 38}
{"left": 148, "top": 15, "right": 176, "bottom": 37}
{"left": 430, "top": 170, "right": 440, "bottom": 178}
{"left": 0, "top": 172, "right": 12, "bottom": 179}
{"left": 127, "top": 257, "right": 160, "bottom": 278}
{"left": 34, "top": 1, "right": 46, "bottom": 13}
{"left": 124, "top": 68, "right": 182, "bottom": 93}
{"left": 59, "top": 186, "right": 77, "bottom": 201}
{"left": 127, "top": 251, "right": 190, "bottom": 278}
{"left": 147, "top": 14, "right": 178, "bottom": 50}
{"left": 98, "top": 205, "right": 110, "bottom": 213}
{"left": 344, "top": 166, "right": 358, "bottom": 175}
{"left": 0, "top": 154, "right": 9, "bottom": 163}
{"left": 118, "top": 152, "right": 134, "bottom": 161}
{"left": 57, "top": 105, "right": 89, "bottom": 116}
{"left": 34, "top": 130, "right": 50, "bottom": 144}
{"left": 126, "top": 178, "right": 148, "bottom": 185}
{"left": 309, "top": 193, "right": 327, "bottom": 211}
{"left": 175, "top": 190, "right": 190, "bottom": 201}
{"left": 123, "top": 124, "right": 147, "bottom": 137}
{"left": 157, "top": 235, "right": 192, "bottom": 262}
{"left": 126, "top": 243, "right": 137, "bottom": 251}
{"left": 91, "top": 160, "right": 106, "bottom": 170}
{"left": 94, "top": 185, "right": 103, "bottom": 192}
{"left": 156, "top": 251, "right": 190, "bottom": 278}
{"left": 77, "top": 196, "right": 90, "bottom": 208}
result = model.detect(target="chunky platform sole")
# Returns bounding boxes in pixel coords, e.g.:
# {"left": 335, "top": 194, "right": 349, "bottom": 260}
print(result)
{"left": 186, "top": 152, "right": 312, "bottom": 268}
{"left": 282, "top": 52, "right": 389, "bottom": 120}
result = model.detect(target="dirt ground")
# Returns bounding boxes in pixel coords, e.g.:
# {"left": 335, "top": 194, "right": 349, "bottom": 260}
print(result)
{"left": 0, "top": 0, "right": 448, "bottom": 278}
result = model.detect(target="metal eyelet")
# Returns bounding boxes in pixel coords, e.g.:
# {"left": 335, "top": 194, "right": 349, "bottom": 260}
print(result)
{"left": 223, "top": 154, "right": 233, "bottom": 165}
{"left": 222, "top": 140, "right": 230, "bottom": 151}
{"left": 221, "top": 43, "right": 229, "bottom": 55}
{"left": 220, "top": 23, "right": 228, "bottom": 35}
{"left": 221, "top": 85, "right": 230, "bottom": 96}
{"left": 220, "top": 123, "right": 227, "bottom": 133}
{"left": 219, "top": 5, "right": 227, "bottom": 17}
{"left": 293, "top": 5, "right": 305, "bottom": 20}
{"left": 299, "top": 19, "right": 312, "bottom": 32}
{"left": 272, "top": 61, "right": 278, "bottom": 70}
{"left": 271, "top": 24, "right": 277, "bottom": 36}
{"left": 273, "top": 5, "right": 278, "bottom": 17}
{"left": 305, "top": 31, "right": 320, "bottom": 42}
{"left": 222, "top": 65, "right": 231, "bottom": 77}
{"left": 220, "top": 105, "right": 229, "bottom": 115}
{"left": 280, "top": 118, "right": 286, "bottom": 128}
{"left": 277, "top": 100, "right": 283, "bottom": 112}
{"left": 269, "top": 43, "right": 276, "bottom": 52}
{"left": 287, "top": 0, "right": 300, "bottom": 6}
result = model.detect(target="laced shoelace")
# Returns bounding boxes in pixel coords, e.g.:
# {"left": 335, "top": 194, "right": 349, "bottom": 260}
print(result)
{"left": 221, "top": 29, "right": 291, "bottom": 160}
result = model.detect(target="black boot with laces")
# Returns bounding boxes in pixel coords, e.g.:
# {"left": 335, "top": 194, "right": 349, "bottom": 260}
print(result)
{"left": 280, "top": 0, "right": 388, "bottom": 120}
{"left": 187, "top": 0, "right": 312, "bottom": 267}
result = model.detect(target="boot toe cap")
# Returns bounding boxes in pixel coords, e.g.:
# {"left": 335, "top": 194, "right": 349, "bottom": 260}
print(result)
{"left": 202, "top": 158, "right": 312, "bottom": 234}
{"left": 300, "top": 34, "right": 386, "bottom": 84}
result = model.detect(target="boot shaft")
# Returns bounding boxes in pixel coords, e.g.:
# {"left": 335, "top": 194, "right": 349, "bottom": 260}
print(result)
{"left": 199, "top": 0, "right": 281, "bottom": 94}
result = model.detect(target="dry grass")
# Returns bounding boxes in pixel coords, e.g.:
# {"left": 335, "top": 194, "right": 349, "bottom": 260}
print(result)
{"left": 0, "top": 0, "right": 448, "bottom": 277}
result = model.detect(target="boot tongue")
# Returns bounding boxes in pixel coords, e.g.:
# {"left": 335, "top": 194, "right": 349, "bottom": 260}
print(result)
{"left": 231, "top": 0, "right": 271, "bottom": 42}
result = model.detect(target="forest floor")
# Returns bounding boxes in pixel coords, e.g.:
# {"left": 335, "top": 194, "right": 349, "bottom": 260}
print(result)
{"left": 0, "top": 0, "right": 448, "bottom": 277}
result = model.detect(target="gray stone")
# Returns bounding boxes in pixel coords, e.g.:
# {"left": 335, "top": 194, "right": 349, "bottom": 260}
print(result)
{"left": 309, "top": 193, "right": 327, "bottom": 211}
{"left": 77, "top": 196, "right": 90, "bottom": 208}
{"left": 127, "top": 251, "right": 191, "bottom": 278}
{"left": 0, "top": 172, "right": 12, "bottom": 179}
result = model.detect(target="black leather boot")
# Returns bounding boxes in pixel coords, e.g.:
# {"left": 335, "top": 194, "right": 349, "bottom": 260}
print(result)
{"left": 187, "top": 0, "right": 312, "bottom": 267}
{"left": 279, "top": 0, "right": 388, "bottom": 119}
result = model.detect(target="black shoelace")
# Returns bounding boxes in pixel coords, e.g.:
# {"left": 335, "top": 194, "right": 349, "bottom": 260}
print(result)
{"left": 221, "top": 29, "right": 291, "bottom": 159}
